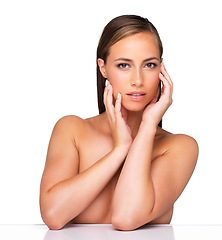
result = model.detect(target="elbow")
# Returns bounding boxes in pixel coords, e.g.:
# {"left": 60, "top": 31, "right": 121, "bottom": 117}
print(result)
{"left": 111, "top": 209, "right": 154, "bottom": 231}
{"left": 47, "top": 221, "right": 64, "bottom": 231}
{"left": 111, "top": 214, "right": 140, "bottom": 231}
{"left": 41, "top": 209, "right": 65, "bottom": 230}
{"left": 40, "top": 197, "right": 67, "bottom": 230}
{"left": 112, "top": 218, "right": 133, "bottom": 231}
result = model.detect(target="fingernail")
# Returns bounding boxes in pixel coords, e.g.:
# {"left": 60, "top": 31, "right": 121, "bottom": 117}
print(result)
{"left": 105, "top": 79, "right": 108, "bottom": 87}
{"left": 117, "top": 93, "right": 121, "bottom": 99}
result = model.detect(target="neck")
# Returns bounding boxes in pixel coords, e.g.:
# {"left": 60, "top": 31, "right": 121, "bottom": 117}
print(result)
{"left": 126, "top": 110, "right": 143, "bottom": 139}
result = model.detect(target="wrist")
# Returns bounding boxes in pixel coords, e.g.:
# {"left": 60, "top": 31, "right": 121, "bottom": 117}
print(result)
{"left": 140, "top": 121, "right": 157, "bottom": 133}
{"left": 113, "top": 143, "right": 131, "bottom": 156}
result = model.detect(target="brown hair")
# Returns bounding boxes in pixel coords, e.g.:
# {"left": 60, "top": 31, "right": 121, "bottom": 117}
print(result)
{"left": 96, "top": 15, "right": 163, "bottom": 127}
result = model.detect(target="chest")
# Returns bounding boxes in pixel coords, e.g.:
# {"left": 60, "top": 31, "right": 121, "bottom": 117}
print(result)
{"left": 73, "top": 132, "right": 121, "bottom": 223}
{"left": 77, "top": 130, "right": 163, "bottom": 174}
{"left": 73, "top": 129, "right": 165, "bottom": 223}
{"left": 78, "top": 130, "right": 114, "bottom": 173}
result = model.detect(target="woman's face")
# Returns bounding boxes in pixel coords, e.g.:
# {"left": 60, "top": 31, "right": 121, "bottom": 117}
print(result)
{"left": 98, "top": 32, "right": 161, "bottom": 112}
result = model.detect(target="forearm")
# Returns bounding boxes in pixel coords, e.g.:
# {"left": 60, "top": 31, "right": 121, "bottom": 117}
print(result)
{"left": 40, "top": 147, "right": 128, "bottom": 229}
{"left": 112, "top": 123, "right": 156, "bottom": 229}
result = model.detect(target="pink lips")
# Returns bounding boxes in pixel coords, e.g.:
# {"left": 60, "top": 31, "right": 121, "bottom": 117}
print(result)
{"left": 126, "top": 91, "right": 146, "bottom": 101}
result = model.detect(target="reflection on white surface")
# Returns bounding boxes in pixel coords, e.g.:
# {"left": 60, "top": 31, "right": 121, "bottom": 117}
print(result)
{"left": 0, "top": 224, "right": 222, "bottom": 240}
{"left": 44, "top": 224, "right": 175, "bottom": 240}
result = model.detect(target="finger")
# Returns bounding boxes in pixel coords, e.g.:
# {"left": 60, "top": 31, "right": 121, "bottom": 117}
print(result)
{"left": 159, "top": 64, "right": 173, "bottom": 93}
{"left": 159, "top": 72, "right": 173, "bottom": 95}
{"left": 114, "top": 93, "right": 122, "bottom": 116}
{"left": 106, "top": 83, "right": 115, "bottom": 121}
{"left": 159, "top": 73, "right": 172, "bottom": 93}
{"left": 159, "top": 73, "right": 173, "bottom": 105}
{"left": 103, "top": 80, "right": 109, "bottom": 104}
{"left": 161, "top": 66, "right": 172, "bottom": 86}
{"left": 161, "top": 63, "right": 173, "bottom": 86}
{"left": 114, "top": 93, "right": 129, "bottom": 128}
{"left": 103, "top": 80, "right": 111, "bottom": 115}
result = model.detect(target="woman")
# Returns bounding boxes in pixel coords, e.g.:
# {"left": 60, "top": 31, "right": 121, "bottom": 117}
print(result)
{"left": 40, "top": 15, "right": 198, "bottom": 231}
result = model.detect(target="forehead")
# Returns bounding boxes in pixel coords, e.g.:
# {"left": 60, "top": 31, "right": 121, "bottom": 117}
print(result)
{"left": 108, "top": 32, "right": 160, "bottom": 60}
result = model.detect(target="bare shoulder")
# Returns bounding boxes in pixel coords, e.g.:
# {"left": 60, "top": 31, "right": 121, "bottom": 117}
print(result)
{"left": 54, "top": 114, "right": 104, "bottom": 133}
{"left": 166, "top": 132, "right": 198, "bottom": 160}
{"left": 54, "top": 115, "right": 87, "bottom": 132}
{"left": 41, "top": 115, "right": 90, "bottom": 193}
{"left": 156, "top": 127, "right": 199, "bottom": 158}
{"left": 153, "top": 128, "right": 199, "bottom": 181}
{"left": 171, "top": 133, "right": 198, "bottom": 151}
{"left": 52, "top": 115, "right": 91, "bottom": 140}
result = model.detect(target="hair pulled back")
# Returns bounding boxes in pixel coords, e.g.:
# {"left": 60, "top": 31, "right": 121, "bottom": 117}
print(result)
{"left": 96, "top": 15, "right": 163, "bottom": 126}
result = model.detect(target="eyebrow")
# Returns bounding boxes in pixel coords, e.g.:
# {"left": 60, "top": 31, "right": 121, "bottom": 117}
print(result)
{"left": 114, "top": 57, "right": 160, "bottom": 62}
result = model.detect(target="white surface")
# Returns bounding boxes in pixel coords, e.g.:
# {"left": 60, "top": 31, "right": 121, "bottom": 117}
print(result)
{"left": 0, "top": 224, "right": 222, "bottom": 240}
{"left": 1, "top": 0, "right": 222, "bottom": 225}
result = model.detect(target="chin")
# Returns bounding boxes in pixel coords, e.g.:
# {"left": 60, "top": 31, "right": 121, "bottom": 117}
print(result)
{"left": 123, "top": 103, "right": 146, "bottom": 112}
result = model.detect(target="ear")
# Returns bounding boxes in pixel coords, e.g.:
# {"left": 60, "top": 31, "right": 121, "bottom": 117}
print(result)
{"left": 97, "top": 58, "right": 107, "bottom": 78}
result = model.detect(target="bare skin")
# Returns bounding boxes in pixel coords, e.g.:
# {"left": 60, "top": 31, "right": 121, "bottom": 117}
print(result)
{"left": 40, "top": 32, "right": 198, "bottom": 231}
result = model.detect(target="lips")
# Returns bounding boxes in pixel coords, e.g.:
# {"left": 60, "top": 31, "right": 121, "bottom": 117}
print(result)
{"left": 126, "top": 91, "right": 146, "bottom": 101}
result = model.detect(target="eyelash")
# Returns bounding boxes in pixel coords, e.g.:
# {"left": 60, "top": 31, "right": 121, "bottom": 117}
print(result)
{"left": 117, "top": 63, "right": 130, "bottom": 69}
{"left": 145, "top": 63, "right": 157, "bottom": 69}
{"left": 117, "top": 63, "right": 157, "bottom": 69}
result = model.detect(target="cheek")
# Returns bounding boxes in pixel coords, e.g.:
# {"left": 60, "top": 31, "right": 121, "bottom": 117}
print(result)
{"left": 106, "top": 70, "right": 127, "bottom": 99}
{"left": 146, "top": 72, "right": 160, "bottom": 93}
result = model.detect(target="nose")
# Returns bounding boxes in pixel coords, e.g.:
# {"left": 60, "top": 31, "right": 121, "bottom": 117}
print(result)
{"left": 130, "top": 69, "right": 144, "bottom": 87}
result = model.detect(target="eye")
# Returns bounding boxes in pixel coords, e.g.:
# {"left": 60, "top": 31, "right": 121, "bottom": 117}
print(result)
{"left": 145, "top": 63, "right": 157, "bottom": 69}
{"left": 117, "top": 63, "right": 130, "bottom": 69}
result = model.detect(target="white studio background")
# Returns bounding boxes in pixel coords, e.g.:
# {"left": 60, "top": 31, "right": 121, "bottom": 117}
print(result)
{"left": 0, "top": 0, "right": 221, "bottom": 225}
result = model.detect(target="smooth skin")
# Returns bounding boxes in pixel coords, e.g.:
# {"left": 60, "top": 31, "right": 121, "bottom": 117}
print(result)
{"left": 40, "top": 32, "right": 198, "bottom": 231}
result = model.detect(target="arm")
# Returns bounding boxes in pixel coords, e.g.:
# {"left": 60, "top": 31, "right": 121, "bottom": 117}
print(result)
{"left": 112, "top": 126, "right": 198, "bottom": 230}
{"left": 40, "top": 80, "right": 132, "bottom": 230}
{"left": 40, "top": 116, "right": 128, "bottom": 230}
{"left": 111, "top": 123, "right": 156, "bottom": 230}
{"left": 111, "top": 63, "right": 198, "bottom": 230}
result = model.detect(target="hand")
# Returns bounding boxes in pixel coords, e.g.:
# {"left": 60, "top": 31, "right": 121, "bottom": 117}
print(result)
{"left": 104, "top": 80, "right": 132, "bottom": 151}
{"left": 142, "top": 62, "right": 173, "bottom": 127}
